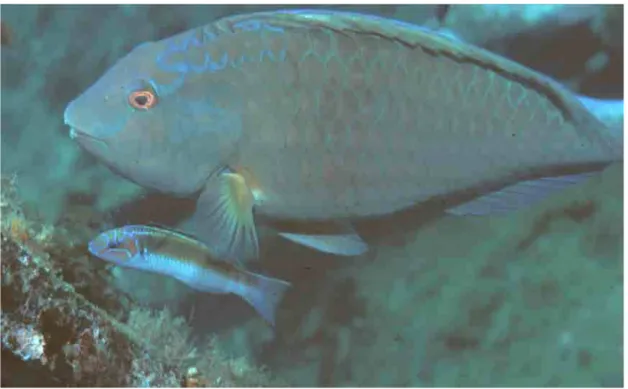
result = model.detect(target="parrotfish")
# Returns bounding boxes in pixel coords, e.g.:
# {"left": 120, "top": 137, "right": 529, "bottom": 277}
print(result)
{"left": 65, "top": 10, "right": 623, "bottom": 262}
{"left": 88, "top": 224, "right": 290, "bottom": 325}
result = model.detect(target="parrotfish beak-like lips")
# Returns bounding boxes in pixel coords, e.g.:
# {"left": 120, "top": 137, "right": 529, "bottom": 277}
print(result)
{"left": 68, "top": 127, "right": 90, "bottom": 140}
{"left": 64, "top": 101, "right": 107, "bottom": 145}
{"left": 66, "top": 124, "right": 110, "bottom": 151}
{"left": 68, "top": 127, "right": 81, "bottom": 140}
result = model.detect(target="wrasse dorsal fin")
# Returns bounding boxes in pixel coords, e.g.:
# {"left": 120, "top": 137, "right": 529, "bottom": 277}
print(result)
{"left": 138, "top": 223, "right": 220, "bottom": 256}
{"left": 142, "top": 222, "right": 247, "bottom": 265}
{"left": 215, "top": 9, "right": 604, "bottom": 135}
{"left": 138, "top": 223, "right": 241, "bottom": 268}
{"left": 143, "top": 222, "right": 203, "bottom": 241}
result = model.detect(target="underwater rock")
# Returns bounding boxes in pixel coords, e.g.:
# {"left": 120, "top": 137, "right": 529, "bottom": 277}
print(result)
{"left": 590, "top": 4, "right": 623, "bottom": 50}
{"left": 443, "top": 4, "right": 622, "bottom": 96}
{"left": 0, "top": 176, "right": 278, "bottom": 387}
{"left": 444, "top": 5, "right": 606, "bottom": 49}
{"left": 1, "top": 228, "right": 152, "bottom": 386}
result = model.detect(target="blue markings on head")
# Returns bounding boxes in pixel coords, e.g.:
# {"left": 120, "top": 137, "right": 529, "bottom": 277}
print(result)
{"left": 181, "top": 32, "right": 204, "bottom": 51}
{"left": 187, "top": 52, "right": 228, "bottom": 73}
{"left": 233, "top": 19, "right": 262, "bottom": 32}
{"left": 154, "top": 19, "right": 287, "bottom": 92}
{"left": 145, "top": 76, "right": 183, "bottom": 101}
{"left": 157, "top": 42, "right": 191, "bottom": 74}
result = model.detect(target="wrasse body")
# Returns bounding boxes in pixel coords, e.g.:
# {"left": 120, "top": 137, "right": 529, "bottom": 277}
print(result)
{"left": 89, "top": 225, "right": 290, "bottom": 325}
{"left": 66, "top": 10, "right": 623, "bottom": 262}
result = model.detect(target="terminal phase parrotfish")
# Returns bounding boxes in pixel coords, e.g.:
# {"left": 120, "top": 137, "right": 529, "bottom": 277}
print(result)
{"left": 65, "top": 9, "right": 623, "bottom": 262}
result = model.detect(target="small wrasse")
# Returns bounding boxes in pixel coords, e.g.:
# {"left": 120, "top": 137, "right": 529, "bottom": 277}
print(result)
{"left": 88, "top": 225, "right": 290, "bottom": 325}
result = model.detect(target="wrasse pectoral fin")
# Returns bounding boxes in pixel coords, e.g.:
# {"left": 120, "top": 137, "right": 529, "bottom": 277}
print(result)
{"left": 278, "top": 224, "right": 368, "bottom": 256}
{"left": 188, "top": 171, "right": 259, "bottom": 262}
{"left": 106, "top": 248, "right": 135, "bottom": 261}
{"left": 446, "top": 172, "right": 599, "bottom": 216}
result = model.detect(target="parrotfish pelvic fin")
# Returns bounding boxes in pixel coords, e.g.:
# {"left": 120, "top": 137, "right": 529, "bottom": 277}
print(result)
{"left": 278, "top": 222, "right": 369, "bottom": 256}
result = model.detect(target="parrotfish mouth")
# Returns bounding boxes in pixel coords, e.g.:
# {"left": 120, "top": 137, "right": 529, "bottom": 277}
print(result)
{"left": 68, "top": 127, "right": 90, "bottom": 140}
{"left": 68, "top": 127, "right": 109, "bottom": 149}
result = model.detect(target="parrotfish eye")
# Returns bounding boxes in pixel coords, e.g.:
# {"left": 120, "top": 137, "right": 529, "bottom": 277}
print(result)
{"left": 128, "top": 89, "right": 158, "bottom": 111}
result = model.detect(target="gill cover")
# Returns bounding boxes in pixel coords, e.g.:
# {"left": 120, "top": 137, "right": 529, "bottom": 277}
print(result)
{"left": 88, "top": 228, "right": 139, "bottom": 264}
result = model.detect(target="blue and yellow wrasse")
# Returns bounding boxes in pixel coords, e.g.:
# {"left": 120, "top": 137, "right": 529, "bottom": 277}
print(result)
{"left": 89, "top": 225, "right": 290, "bottom": 325}
{"left": 66, "top": 10, "right": 623, "bottom": 263}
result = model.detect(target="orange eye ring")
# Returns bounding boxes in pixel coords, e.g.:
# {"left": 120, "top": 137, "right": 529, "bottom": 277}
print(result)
{"left": 128, "top": 89, "right": 157, "bottom": 110}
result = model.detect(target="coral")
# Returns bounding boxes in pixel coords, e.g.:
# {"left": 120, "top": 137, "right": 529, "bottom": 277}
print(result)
{"left": 0, "top": 175, "right": 279, "bottom": 386}
{"left": 1, "top": 225, "right": 138, "bottom": 386}
{"left": 124, "top": 307, "right": 279, "bottom": 387}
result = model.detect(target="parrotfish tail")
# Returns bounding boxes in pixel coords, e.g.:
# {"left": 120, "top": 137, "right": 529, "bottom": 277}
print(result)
{"left": 577, "top": 95, "right": 624, "bottom": 143}
{"left": 242, "top": 272, "right": 291, "bottom": 326}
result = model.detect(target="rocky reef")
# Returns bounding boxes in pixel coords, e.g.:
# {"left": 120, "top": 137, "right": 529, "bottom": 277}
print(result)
{"left": 0, "top": 176, "right": 279, "bottom": 387}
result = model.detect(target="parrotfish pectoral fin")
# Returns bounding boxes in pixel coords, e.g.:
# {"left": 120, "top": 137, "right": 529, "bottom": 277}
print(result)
{"left": 446, "top": 172, "right": 599, "bottom": 216}
{"left": 242, "top": 272, "right": 291, "bottom": 326}
{"left": 188, "top": 171, "right": 259, "bottom": 262}
{"left": 278, "top": 231, "right": 368, "bottom": 256}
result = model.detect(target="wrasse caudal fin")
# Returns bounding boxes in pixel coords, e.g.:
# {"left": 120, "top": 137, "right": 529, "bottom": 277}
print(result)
{"left": 242, "top": 272, "right": 291, "bottom": 326}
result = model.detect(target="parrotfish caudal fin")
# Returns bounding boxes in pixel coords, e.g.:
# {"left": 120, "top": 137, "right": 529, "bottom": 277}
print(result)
{"left": 242, "top": 272, "right": 291, "bottom": 326}
{"left": 577, "top": 95, "right": 624, "bottom": 143}
{"left": 277, "top": 221, "right": 369, "bottom": 256}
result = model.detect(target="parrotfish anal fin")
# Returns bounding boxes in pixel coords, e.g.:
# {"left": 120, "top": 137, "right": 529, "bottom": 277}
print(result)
{"left": 188, "top": 171, "right": 259, "bottom": 262}
{"left": 446, "top": 172, "right": 598, "bottom": 216}
{"left": 278, "top": 223, "right": 368, "bottom": 256}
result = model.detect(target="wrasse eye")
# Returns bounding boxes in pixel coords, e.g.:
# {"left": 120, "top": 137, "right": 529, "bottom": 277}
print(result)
{"left": 128, "top": 89, "right": 157, "bottom": 110}
{"left": 123, "top": 238, "right": 140, "bottom": 256}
